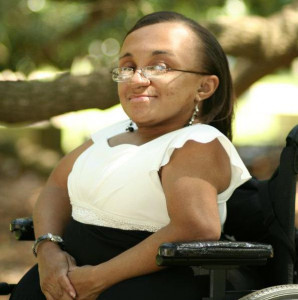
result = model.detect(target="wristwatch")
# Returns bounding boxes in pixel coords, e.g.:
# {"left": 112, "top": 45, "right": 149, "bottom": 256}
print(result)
{"left": 32, "top": 233, "right": 64, "bottom": 257}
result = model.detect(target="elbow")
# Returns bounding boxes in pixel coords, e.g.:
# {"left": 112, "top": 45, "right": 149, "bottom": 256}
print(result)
{"left": 192, "top": 224, "right": 221, "bottom": 241}
{"left": 198, "top": 226, "right": 221, "bottom": 241}
{"left": 176, "top": 219, "right": 221, "bottom": 242}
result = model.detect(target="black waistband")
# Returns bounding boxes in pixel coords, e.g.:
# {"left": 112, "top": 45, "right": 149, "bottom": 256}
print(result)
{"left": 63, "top": 218, "right": 152, "bottom": 266}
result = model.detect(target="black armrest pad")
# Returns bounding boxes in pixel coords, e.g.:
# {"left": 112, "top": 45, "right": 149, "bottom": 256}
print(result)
{"left": 157, "top": 241, "right": 273, "bottom": 267}
{"left": 10, "top": 217, "right": 34, "bottom": 241}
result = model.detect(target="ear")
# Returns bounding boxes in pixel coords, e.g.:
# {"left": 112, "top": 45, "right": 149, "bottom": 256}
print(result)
{"left": 195, "top": 75, "right": 219, "bottom": 102}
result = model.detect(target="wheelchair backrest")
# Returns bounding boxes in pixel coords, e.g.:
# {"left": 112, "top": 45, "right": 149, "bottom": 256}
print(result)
{"left": 224, "top": 124, "right": 298, "bottom": 287}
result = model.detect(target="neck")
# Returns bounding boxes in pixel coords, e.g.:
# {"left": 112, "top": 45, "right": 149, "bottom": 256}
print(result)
{"left": 138, "top": 118, "right": 183, "bottom": 133}
{"left": 132, "top": 118, "right": 199, "bottom": 140}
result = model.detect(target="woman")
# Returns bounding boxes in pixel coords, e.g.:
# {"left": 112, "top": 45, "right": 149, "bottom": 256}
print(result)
{"left": 10, "top": 11, "right": 251, "bottom": 300}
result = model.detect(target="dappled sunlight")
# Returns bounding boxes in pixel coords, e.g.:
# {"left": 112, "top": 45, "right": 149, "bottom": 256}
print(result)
{"left": 15, "top": 136, "right": 61, "bottom": 172}
{"left": 248, "top": 83, "right": 298, "bottom": 115}
{"left": 27, "top": 0, "right": 46, "bottom": 12}
{"left": 27, "top": 66, "right": 60, "bottom": 81}
{"left": 0, "top": 70, "right": 25, "bottom": 81}
{"left": 88, "top": 40, "right": 103, "bottom": 59}
{"left": 52, "top": 106, "right": 127, "bottom": 152}
{"left": 101, "top": 38, "right": 120, "bottom": 57}
{"left": 70, "top": 56, "right": 94, "bottom": 76}
{"left": 234, "top": 81, "right": 298, "bottom": 146}
{"left": 224, "top": 0, "right": 247, "bottom": 16}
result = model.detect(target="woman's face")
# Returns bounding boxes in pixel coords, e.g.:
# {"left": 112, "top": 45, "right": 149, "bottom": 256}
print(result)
{"left": 118, "top": 22, "right": 205, "bottom": 129}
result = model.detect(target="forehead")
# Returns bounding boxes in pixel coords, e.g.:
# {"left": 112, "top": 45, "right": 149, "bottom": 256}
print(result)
{"left": 120, "top": 22, "right": 200, "bottom": 63}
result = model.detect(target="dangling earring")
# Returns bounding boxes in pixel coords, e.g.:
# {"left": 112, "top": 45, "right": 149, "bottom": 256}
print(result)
{"left": 188, "top": 103, "right": 199, "bottom": 126}
{"left": 126, "top": 121, "right": 134, "bottom": 132}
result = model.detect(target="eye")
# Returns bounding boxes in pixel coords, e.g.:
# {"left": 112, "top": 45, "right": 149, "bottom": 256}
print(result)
{"left": 143, "top": 64, "right": 168, "bottom": 78}
{"left": 118, "top": 67, "right": 134, "bottom": 78}
{"left": 152, "top": 64, "right": 167, "bottom": 71}
{"left": 112, "top": 67, "right": 134, "bottom": 82}
{"left": 120, "top": 67, "right": 134, "bottom": 72}
{"left": 119, "top": 61, "right": 136, "bottom": 69}
{"left": 113, "top": 67, "right": 133, "bottom": 75}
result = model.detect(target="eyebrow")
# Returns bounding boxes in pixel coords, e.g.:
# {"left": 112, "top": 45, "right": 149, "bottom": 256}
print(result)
{"left": 119, "top": 50, "right": 176, "bottom": 60}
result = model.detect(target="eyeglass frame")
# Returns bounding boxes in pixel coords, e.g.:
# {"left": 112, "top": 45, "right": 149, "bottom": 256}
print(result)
{"left": 111, "top": 65, "right": 210, "bottom": 82}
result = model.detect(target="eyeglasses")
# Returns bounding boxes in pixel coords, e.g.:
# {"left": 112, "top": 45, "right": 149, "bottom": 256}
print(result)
{"left": 111, "top": 65, "right": 210, "bottom": 82}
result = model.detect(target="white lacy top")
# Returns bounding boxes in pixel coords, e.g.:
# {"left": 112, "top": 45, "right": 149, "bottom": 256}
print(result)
{"left": 68, "top": 120, "right": 251, "bottom": 232}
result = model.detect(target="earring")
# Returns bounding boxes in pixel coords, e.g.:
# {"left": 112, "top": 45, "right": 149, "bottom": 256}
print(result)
{"left": 126, "top": 121, "right": 134, "bottom": 132}
{"left": 188, "top": 103, "right": 199, "bottom": 126}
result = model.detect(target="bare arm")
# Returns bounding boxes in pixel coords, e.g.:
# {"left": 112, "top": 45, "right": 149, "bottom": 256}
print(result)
{"left": 68, "top": 139, "right": 231, "bottom": 299}
{"left": 33, "top": 139, "right": 93, "bottom": 237}
{"left": 33, "top": 139, "right": 93, "bottom": 300}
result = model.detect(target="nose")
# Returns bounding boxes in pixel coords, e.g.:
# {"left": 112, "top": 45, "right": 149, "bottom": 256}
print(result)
{"left": 129, "top": 69, "right": 150, "bottom": 86}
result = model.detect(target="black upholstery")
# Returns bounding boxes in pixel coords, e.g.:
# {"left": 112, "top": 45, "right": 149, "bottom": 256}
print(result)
{"left": 157, "top": 240, "right": 273, "bottom": 266}
{"left": 225, "top": 125, "right": 298, "bottom": 287}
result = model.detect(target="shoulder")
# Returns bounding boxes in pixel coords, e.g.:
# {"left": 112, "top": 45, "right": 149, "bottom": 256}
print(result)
{"left": 160, "top": 123, "right": 231, "bottom": 172}
{"left": 181, "top": 123, "right": 225, "bottom": 138}
{"left": 163, "top": 123, "right": 228, "bottom": 152}
{"left": 161, "top": 135, "right": 231, "bottom": 194}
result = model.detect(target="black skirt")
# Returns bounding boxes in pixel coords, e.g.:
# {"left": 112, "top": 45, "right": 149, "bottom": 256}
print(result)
{"left": 10, "top": 218, "right": 207, "bottom": 300}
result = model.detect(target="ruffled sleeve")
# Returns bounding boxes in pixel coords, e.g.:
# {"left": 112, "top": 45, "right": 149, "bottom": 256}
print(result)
{"left": 159, "top": 124, "right": 251, "bottom": 204}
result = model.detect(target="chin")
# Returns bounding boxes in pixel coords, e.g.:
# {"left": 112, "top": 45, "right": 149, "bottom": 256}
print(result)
{"left": 127, "top": 109, "right": 155, "bottom": 124}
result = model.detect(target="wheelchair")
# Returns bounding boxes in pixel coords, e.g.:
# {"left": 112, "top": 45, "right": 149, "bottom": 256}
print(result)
{"left": 1, "top": 124, "right": 297, "bottom": 300}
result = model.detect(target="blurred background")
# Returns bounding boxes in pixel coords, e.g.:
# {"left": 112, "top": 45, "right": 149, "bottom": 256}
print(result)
{"left": 0, "top": 0, "right": 297, "bottom": 295}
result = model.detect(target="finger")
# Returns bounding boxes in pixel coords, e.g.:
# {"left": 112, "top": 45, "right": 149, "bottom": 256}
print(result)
{"left": 43, "top": 291, "right": 56, "bottom": 300}
{"left": 59, "top": 292, "right": 75, "bottom": 300}
{"left": 45, "top": 291, "right": 74, "bottom": 300}
{"left": 59, "top": 275, "right": 77, "bottom": 299}
{"left": 66, "top": 253, "right": 77, "bottom": 265}
{"left": 42, "top": 284, "right": 64, "bottom": 300}
{"left": 66, "top": 254, "right": 77, "bottom": 271}
{"left": 69, "top": 255, "right": 77, "bottom": 266}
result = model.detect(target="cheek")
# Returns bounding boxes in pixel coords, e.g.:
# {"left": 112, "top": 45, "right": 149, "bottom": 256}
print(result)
{"left": 165, "top": 82, "right": 177, "bottom": 96}
{"left": 117, "top": 84, "right": 122, "bottom": 96}
{"left": 163, "top": 80, "right": 183, "bottom": 98}
{"left": 165, "top": 81, "right": 196, "bottom": 101}
{"left": 117, "top": 84, "right": 126, "bottom": 101}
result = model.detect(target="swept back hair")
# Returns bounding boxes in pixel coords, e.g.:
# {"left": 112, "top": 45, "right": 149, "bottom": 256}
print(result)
{"left": 125, "top": 11, "right": 234, "bottom": 140}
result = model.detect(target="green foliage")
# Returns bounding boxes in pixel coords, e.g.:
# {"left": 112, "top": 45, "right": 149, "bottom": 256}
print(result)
{"left": 0, "top": 0, "right": 291, "bottom": 75}
{"left": 243, "top": 0, "right": 293, "bottom": 16}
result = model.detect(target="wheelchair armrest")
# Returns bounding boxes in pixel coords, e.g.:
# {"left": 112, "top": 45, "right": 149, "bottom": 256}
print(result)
{"left": 0, "top": 283, "right": 16, "bottom": 295}
{"left": 156, "top": 241, "right": 273, "bottom": 267}
{"left": 10, "top": 217, "right": 34, "bottom": 241}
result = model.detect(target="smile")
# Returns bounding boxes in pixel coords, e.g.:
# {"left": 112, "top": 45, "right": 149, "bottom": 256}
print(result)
{"left": 129, "top": 95, "right": 156, "bottom": 102}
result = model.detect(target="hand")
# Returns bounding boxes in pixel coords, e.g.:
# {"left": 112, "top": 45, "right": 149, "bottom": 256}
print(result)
{"left": 68, "top": 265, "right": 107, "bottom": 300}
{"left": 37, "top": 242, "right": 77, "bottom": 300}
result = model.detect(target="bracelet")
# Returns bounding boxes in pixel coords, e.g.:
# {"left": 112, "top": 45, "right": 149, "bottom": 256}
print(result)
{"left": 32, "top": 233, "right": 64, "bottom": 257}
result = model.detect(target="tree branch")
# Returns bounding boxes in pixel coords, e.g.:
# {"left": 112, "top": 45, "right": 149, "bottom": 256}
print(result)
{"left": 0, "top": 69, "right": 118, "bottom": 125}
{"left": 206, "top": 0, "right": 298, "bottom": 96}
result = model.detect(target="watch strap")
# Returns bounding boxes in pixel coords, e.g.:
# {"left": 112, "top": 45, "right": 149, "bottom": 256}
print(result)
{"left": 32, "top": 233, "right": 64, "bottom": 257}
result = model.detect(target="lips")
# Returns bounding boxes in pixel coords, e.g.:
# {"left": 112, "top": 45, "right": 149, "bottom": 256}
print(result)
{"left": 129, "top": 94, "right": 156, "bottom": 102}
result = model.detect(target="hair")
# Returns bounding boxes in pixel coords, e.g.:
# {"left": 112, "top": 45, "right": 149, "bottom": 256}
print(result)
{"left": 125, "top": 11, "right": 234, "bottom": 140}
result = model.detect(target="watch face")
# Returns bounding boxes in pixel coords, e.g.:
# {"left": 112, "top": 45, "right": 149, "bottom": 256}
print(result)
{"left": 51, "top": 235, "right": 63, "bottom": 243}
